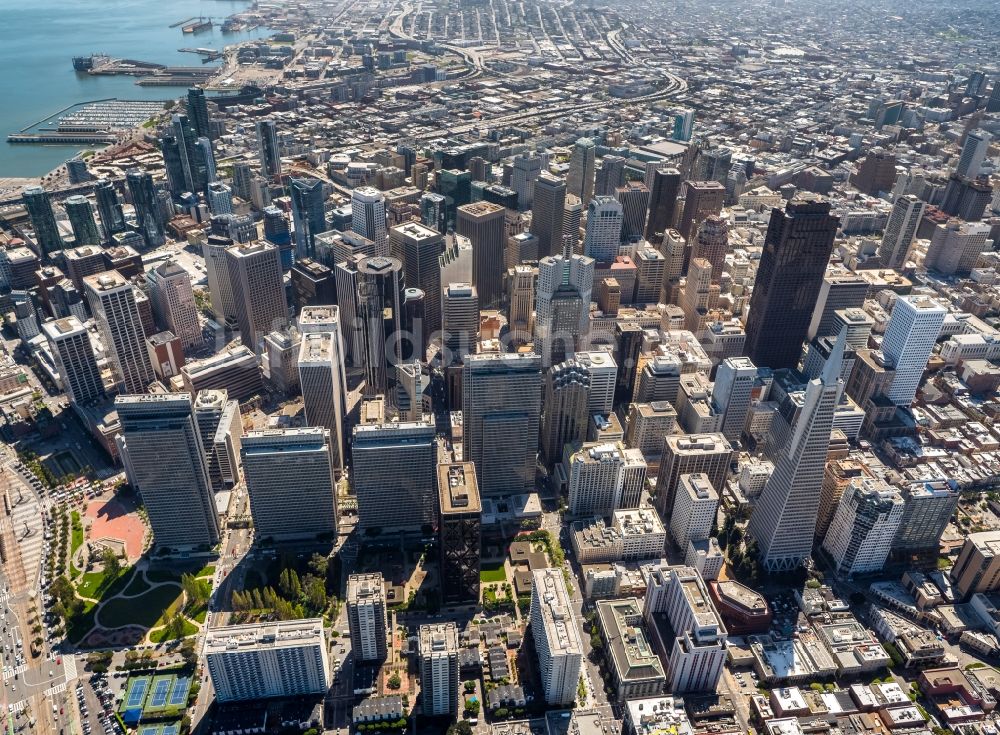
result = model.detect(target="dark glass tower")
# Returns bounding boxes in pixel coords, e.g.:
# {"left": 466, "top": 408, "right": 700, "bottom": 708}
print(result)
{"left": 95, "top": 179, "right": 126, "bottom": 242}
{"left": 289, "top": 178, "right": 327, "bottom": 260}
{"left": 743, "top": 194, "right": 839, "bottom": 370}
{"left": 187, "top": 87, "right": 212, "bottom": 140}
{"left": 22, "top": 186, "right": 63, "bottom": 257}
{"left": 356, "top": 256, "right": 405, "bottom": 397}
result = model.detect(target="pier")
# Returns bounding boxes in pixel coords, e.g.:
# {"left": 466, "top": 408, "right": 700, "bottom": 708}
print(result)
{"left": 170, "top": 17, "right": 198, "bottom": 28}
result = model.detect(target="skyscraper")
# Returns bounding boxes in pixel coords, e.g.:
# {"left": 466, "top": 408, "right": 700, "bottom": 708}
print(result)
{"left": 923, "top": 220, "right": 992, "bottom": 276}
{"left": 85, "top": 271, "right": 154, "bottom": 394}
{"left": 241, "top": 428, "right": 338, "bottom": 541}
{"left": 530, "top": 173, "right": 567, "bottom": 260}
{"left": 893, "top": 481, "right": 960, "bottom": 559}
{"left": 531, "top": 568, "right": 583, "bottom": 706}
{"left": 534, "top": 251, "right": 594, "bottom": 366}
{"left": 256, "top": 119, "right": 282, "bottom": 180}
{"left": 347, "top": 573, "right": 388, "bottom": 662}
{"left": 633, "top": 245, "right": 666, "bottom": 303}
{"left": 126, "top": 168, "right": 166, "bottom": 247}
{"left": 22, "top": 185, "right": 63, "bottom": 256}
{"left": 877, "top": 195, "right": 926, "bottom": 269}
{"left": 116, "top": 393, "right": 220, "bottom": 549}
{"left": 566, "top": 442, "right": 647, "bottom": 517}
{"left": 583, "top": 196, "right": 624, "bottom": 262}
{"left": 95, "top": 179, "right": 125, "bottom": 242}
{"left": 712, "top": 357, "right": 756, "bottom": 442}
{"left": 356, "top": 256, "right": 404, "bottom": 397}
{"left": 645, "top": 168, "right": 681, "bottom": 242}
{"left": 511, "top": 152, "right": 542, "bottom": 210}
{"left": 186, "top": 87, "right": 211, "bottom": 140}
{"left": 351, "top": 186, "right": 389, "bottom": 257}
{"left": 298, "top": 329, "right": 347, "bottom": 470}
{"left": 63, "top": 195, "right": 100, "bottom": 246}
{"left": 567, "top": 137, "right": 596, "bottom": 206}
{"left": 692, "top": 215, "right": 729, "bottom": 284}
{"left": 231, "top": 161, "right": 253, "bottom": 203}
{"left": 290, "top": 178, "right": 327, "bottom": 260}
{"left": 419, "top": 623, "right": 460, "bottom": 716}
{"left": 595, "top": 155, "right": 626, "bottom": 197}
{"left": 146, "top": 258, "right": 202, "bottom": 349}
{"left": 540, "top": 360, "right": 591, "bottom": 467}
{"left": 226, "top": 241, "right": 287, "bottom": 350}
{"left": 193, "top": 389, "right": 242, "bottom": 492}
{"left": 203, "top": 235, "right": 236, "bottom": 324}
{"left": 676, "top": 180, "right": 725, "bottom": 252}
{"left": 457, "top": 201, "right": 506, "bottom": 309}
{"left": 821, "top": 477, "right": 903, "bottom": 578}
{"left": 747, "top": 331, "right": 845, "bottom": 572}
{"left": 206, "top": 182, "right": 234, "bottom": 216}
{"left": 615, "top": 181, "right": 650, "bottom": 242}
{"left": 462, "top": 353, "right": 542, "bottom": 496}
{"left": 438, "top": 462, "right": 482, "bottom": 606}
{"left": 389, "top": 222, "right": 444, "bottom": 335}
{"left": 441, "top": 282, "right": 479, "bottom": 362}
{"left": 42, "top": 316, "right": 103, "bottom": 405}
{"left": 956, "top": 130, "right": 991, "bottom": 179}
{"left": 850, "top": 148, "right": 897, "bottom": 196}
{"left": 743, "top": 195, "right": 839, "bottom": 369}
{"left": 880, "top": 295, "right": 946, "bottom": 407}
{"left": 654, "top": 434, "right": 733, "bottom": 528}
{"left": 352, "top": 417, "right": 436, "bottom": 533}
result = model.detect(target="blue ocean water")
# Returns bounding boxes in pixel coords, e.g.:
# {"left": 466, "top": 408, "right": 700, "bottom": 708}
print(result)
{"left": 0, "top": 0, "right": 268, "bottom": 177}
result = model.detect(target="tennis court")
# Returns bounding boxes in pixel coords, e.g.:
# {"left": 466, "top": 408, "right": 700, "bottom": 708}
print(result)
{"left": 167, "top": 677, "right": 190, "bottom": 707}
{"left": 148, "top": 677, "right": 171, "bottom": 709}
{"left": 161, "top": 724, "right": 180, "bottom": 735}
{"left": 124, "top": 677, "right": 150, "bottom": 710}
{"left": 138, "top": 726, "right": 159, "bottom": 735}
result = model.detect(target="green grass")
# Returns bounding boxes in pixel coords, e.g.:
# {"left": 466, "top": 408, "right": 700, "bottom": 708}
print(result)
{"left": 97, "top": 584, "right": 182, "bottom": 629}
{"left": 196, "top": 565, "right": 215, "bottom": 579}
{"left": 148, "top": 618, "right": 197, "bottom": 643}
{"left": 146, "top": 569, "right": 181, "bottom": 584}
{"left": 187, "top": 604, "right": 207, "bottom": 624}
{"left": 70, "top": 511, "right": 84, "bottom": 558}
{"left": 123, "top": 574, "right": 151, "bottom": 596}
{"left": 78, "top": 571, "right": 108, "bottom": 599}
{"left": 480, "top": 562, "right": 507, "bottom": 583}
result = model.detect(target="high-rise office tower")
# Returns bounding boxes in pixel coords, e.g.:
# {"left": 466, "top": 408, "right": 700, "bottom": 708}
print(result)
{"left": 567, "top": 137, "right": 596, "bottom": 206}
{"left": 206, "top": 181, "right": 233, "bottom": 216}
{"left": 534, "top": 251, "right": 594, "bottom": 366}
{"left": 583, "top": 196, "right": 624, "bottom": 262}
{"left": 126, "top": 168, "right": 166, "bottom": 247}
{"left": 540, "top": 360, "right": 591, "bottom": 467}
{"left": 298, "top": 330, "right": 347, "bottom": 470}
{"left": 419, "top": 623, "right": 460, "bottom": 716}
{"left": 595, "top": 155, "right": 626, "bottom": 197}
{"left": 146, "top": 258, "right": 202, "bottom": 349}
{"left": 63, "top": 195, "right": 100, "bottom": 246}
{"left": 22, "top": 185, "right": 63, "bottom": 256}
{"left": 563, "top": 195, "right": 583, "bottom": 253}
{"left": 878, "top": 194, "right": 926, "bottom": 269}
{"left": 205, "top": 620, "right": 330, "bottom": 703}
{"left": 614, "top": 323, "right": 644, "bottom": 407}
{"left": 116, "top": 393, "right": 220, "bottom": 549}
{"left": 511, "top": 152, "right": 542, "bottom": 210}
{"left": 356, "top": 256, "right": 404, "bottom": 397}
{"left": 743, "top": 195, "right": 839, "bottom": 370}
{"left": 508, "top": 264, "right": 536, "bottom": 343}
{"left": 893, "top": 481, "right": 960, "bottom": 559}
{"left": 85, "top": 271, "right": 154, "bottom": 394}
{"left": 389, "top": 221, "right": 444, "bottom": 335}
{"left": 290, "top": 178, "right": 327, "bottom": 260}
{"left": 821, "top": 477, "right": 903, "bottom": 578}
{"left": 692, "top": 215, "right": 728, "bottom": 284}
{"left": 850, "top": 148, "right": 897, "bottom": 196}
{"left": 807, "top": 269, "right": 869, "bottom": 342}
{"left": 530, "top": 173, "right": 567, "bottom": 260}
{"left": 226, "top": 241, "right": 287, "bottom": 350}
{"left": 956, "top": 130, "right": 991, "bottom": 179}
{"left": 988, "top": 81, "right": 1000, "bottom": 113}
{"left": 633, "top": 246, "right": 666, "bottom": 303}
{"left": 624, "top": 402, "right": 678, "bottom": 458}
{"left": 95, "top": 179, "right": 125, "bottom": 242}
{"left": 643, "top": 564, "right": 727, "bottom": 693}
{"left": 351, "top": 186, "right": 389, "bottom": 257}
{"left": 255, "top": 119, "right": 282, "bottom": 180}
{"left": 242, "top": 428, "right": 338, "bottom": 541}
{"left": 712, "top": 357, "right": 756, "bottom": 442}
{"left": 161, "top": 133, "right": 187, "bottom": 194}
{"left": 747, "top": 332, "right": 845, "bottom": 572}
{"left": 566, "top": 442, "right": 647, "bottom": 516}
{"left": 531, "top": 568, "right": 584, "bottom": 706}
{"left": 347, "top": 573, "right": 388, "bottom": 662}
{"left": 923, "top": 220, "right": 992, "bottom": 276}
{"left": 952, "top": 531, "right": 1000, "bottom": 600}
{"left": 654, "top": 433, "right": 733, "bottom": 524}
{"left": 169, "top": 113, "right": 211, "bottom": 193}
{"left": 231, "top": 161, "right": 253, "bottom": 202}
{"left": 880, "top": 295, "right": 946, "bottom": 407}
{"left": 352, "top": 417, "right": 436, "bottom": 533}
{"left": 187, "top": 86, "right": 211, "bottom": 140}
{"left": 645, "top": 168, "right": 682, "bottom": 242}
{"left": 576, "top": 351, "right": 617, "bottom": 415}
{"left": 670, "top": 473, "right": 719, "bottom": 550}
{"left": 457, "top": 201, "right": 506, "bottom": 309}
{"left": 462, "top": 353, "right": 542, "bottom": 496}
{"left": 202, "top": 235, "right": 236, "bottom": 324}
{"left": 615, "top": 182, "right": 650, "bottom": 242}
{"left": 193, "top": 389, "right": 242, "bottom": 492}
{"left": 438, "top": 462, "right": 482, "bottom": 605}
{"left": 42, "top": 316, "right": 103, "bottom": 405}
{"left": 442, "top": 283, "right": 479, "bottom": 362}
{"left": 681, "top": 256, "right": 713, "bottom": 335}
{"left": 676, "top": 181, "right": 725, "bottom": 254}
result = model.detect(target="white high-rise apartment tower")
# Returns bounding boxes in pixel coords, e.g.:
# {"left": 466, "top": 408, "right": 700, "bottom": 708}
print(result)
{"left": 531, "top": 569, "right": 583, "bottom": 706}
{"left": 85, "top": 271, "right": 154, "bottom": 394}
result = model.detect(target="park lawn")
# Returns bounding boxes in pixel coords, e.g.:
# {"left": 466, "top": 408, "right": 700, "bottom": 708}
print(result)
{"left": 97, "top": 584, "right": 182, "bottom": 629}
{"left": 148, "top": 617, "right": 197, "bottom": 643}
{"left": 77, "top": 567, "right": 134, "bottom": 600}
{"left": 480, "top": 562, "right": 507, "bottom": 583}
{"left": 187, "top": 604, "right": 208, "bottom": 624}
{"left": 70, "top": 511, "right": 84, "bottom": 558}
{"left": 123, "top": 573, "right": 151, "bottom": 596}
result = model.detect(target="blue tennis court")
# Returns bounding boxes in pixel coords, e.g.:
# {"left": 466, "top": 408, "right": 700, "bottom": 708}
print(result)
{"left": 125, "top": 678, "right": 149, "bottom": 709}
{"left": 167, "top": 677, "right": 190, "bottom": 706}
{"left": 161, "top": 724, "right": 179, "bottom": 735}
{"left": 149, "top": 678, "right": 170, "bottom": 708}
{"left": 137, "top": 725, "right": 159, "bottom": 735}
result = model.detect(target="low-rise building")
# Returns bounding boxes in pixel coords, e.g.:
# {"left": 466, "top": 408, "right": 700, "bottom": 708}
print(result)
{"left": 596, "top": 598, "right": 667, "bottom": 701}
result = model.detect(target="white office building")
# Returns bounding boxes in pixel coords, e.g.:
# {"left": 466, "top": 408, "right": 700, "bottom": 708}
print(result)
{"left": 822, "top": 478, "right": 904, "bottom": 578}
{"left": 531, "top": 569, "right": 584, "bottom": 706}
{"left": 419, "top": 623, "right": 460, "bottom": 716}
{"left": 670, "top": 473, "right": 719, "bottom": 550}
{"left": 567, "top": 442, "right": 647, "bottom": 517}
{"left": 347, "top": 573, "right": 388, "bottom": 662}
{"left": 583, "top": 196, "right": 624, "bottom": 262}
{"left": 881, "top": 296, "right": 946, "bottom": 407}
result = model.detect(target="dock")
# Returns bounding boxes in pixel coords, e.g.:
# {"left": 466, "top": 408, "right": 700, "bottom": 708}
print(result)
{"left": 178, "top": 48, "right": 224, "bottom": 61}
{"left": 170, "top": 17, "right": 198, "bottom": 28}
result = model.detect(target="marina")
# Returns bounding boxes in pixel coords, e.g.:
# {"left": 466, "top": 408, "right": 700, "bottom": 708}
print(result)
{"left": 6, "top": 98, "right": 166, "bottom": 145}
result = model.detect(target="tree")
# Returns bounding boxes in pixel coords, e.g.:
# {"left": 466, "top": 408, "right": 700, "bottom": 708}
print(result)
{"left": 309, "top": 553, "right": 329, "bottom": 578}
{"left": 466, "top": 699, "right": 480, "bottom": 715}
{"left": 447, "top": 723, "right": 473, "bottom": 735}
{"left": 388, "top": 672, "right": 402, "bottom": 690}
{"left": 100, "top": 548, "right": 122, "bottom": 579}
{"left": 165, "top": 613, "right": 187, "bottom": 641}
{"left": 304, "top": 574, "right": 326, "bottom": 612}
{"left": 464, "top": 681, "right": 476, "bottom": 693}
